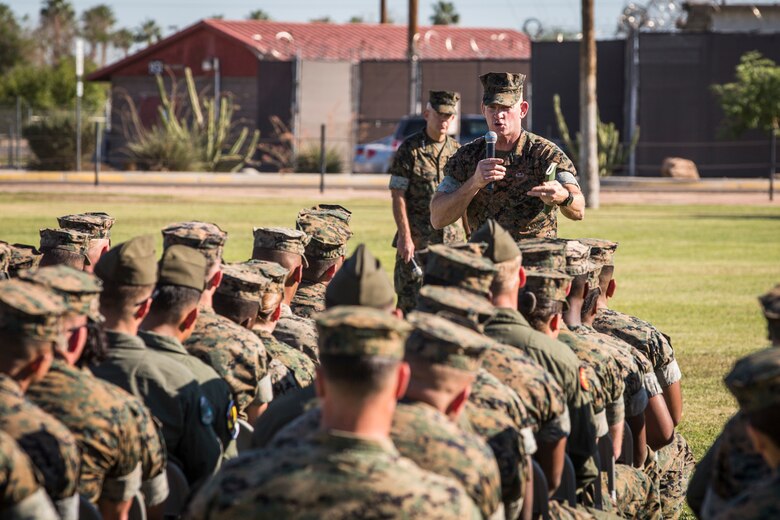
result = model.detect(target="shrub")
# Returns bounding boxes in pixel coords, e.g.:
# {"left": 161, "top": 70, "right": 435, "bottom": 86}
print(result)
{"left": 294, "top": 145, "right": 343, "bottom": 173}
{"left": 22, "top": 112, "right": 96, "bottom": 170}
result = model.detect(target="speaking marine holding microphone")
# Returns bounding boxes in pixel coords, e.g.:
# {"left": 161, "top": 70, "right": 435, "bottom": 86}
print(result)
{"left": 431, "top": 72, "right": 585, "bottom": 239}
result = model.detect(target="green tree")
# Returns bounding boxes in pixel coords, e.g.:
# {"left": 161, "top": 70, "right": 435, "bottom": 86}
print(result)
{"left": 133, "top": 18, "right": 161, "bottom": 46}
{"left": 349, "top": 15, "right": 364, "bottom": 23}
{"left": 430, "top": 1, "right": 459, "bottom": 25}
{"left": 39, "top": 0, "right": 76, "bottom": 64}
{"left": 247, "top": 9, "right": 270, "bottom": 20}
{"left": 112, "top": 27, "right": 133, "bottom": 57}
{"left": 81, "top": 4, "right": 115, "bottom": 66}
{"left": 0, "top": 4, "right": 30, "bottom": 73}
{"left": 310, "top": 16, "right": 332, "bottom": 23}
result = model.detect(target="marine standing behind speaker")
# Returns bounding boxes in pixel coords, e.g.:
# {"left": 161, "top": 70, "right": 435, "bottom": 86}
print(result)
{"left": 430, "top": 72, "right": 585, "bottom": 240}
{"left": 388, "top": 90, "right": 466, "bottom": 314}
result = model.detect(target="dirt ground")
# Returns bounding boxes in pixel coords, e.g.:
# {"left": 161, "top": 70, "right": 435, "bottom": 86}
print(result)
{"left": 0, "top": 182, "right": 776, "bottom": 206}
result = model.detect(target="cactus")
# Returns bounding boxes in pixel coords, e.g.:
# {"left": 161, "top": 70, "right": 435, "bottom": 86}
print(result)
{"left": 553, "top": 94, "right": 639, "bottom": 177}
{"left": 125, "top": 66, "right": 259, "bottom": 172}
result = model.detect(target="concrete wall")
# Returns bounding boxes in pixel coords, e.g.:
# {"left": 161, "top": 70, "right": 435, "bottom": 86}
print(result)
{"left": 298, "top": 60, "right": 354, "bottom": 172}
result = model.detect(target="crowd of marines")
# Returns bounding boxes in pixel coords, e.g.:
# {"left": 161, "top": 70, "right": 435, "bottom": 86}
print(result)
{"left": 0, "top": 70, "right": 776, "bottom": 520}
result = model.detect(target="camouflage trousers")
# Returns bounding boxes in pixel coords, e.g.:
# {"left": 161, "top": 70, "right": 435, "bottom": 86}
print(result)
{"left": 394, "top": 252, "right": 423, "bottom": 315}
{"left": 650, "top": 432, "right": 696, "bottom": 520}
{"left": 581, "top": 464, "right": 660, "bottom": 520}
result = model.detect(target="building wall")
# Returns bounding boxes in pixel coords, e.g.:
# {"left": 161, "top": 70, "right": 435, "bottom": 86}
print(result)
{"left": 298, "top": 60, "right": 354, "bottom": 171}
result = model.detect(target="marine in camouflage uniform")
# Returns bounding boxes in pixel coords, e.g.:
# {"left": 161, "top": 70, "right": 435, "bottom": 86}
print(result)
{"left": 252, "top": 227, "right": 321, "bottom": 361}
{"left": 712, "top": 346, "right": 780, "bottom": 520}
{"left": 4, "top": 243, "right": 42, "bottom": 277}
{"left": 161, "top": 222, "right": 271, "bottom": 421}
{"left": 0, "top": 279, "right": 81, "bottom": 519}
{"left": 57, "top": 212, "right": 115, "bottom": 272}
{"left": 244, "top": 259, "right": 316, "bottom": 397}
{"left": 189, "top": 306, "right": 481, "bottom": 519}
{"left": 688, "top": 285, "right": 780, "bottom": 518}
{"left": 291, "top": 204, "right": 353, "bottom": 319}
{"left": 272, "top": 312, "right": 504, "bottom": 519}
{"left": 92, "top": 236, "right": 222, "bottom": 488}
{"left": 0, "top": 242, "right": 10, "bottom": 280}
{"left": 139, "top": 245, "right": 237, "bottom": 454}
{"left": 0, "top": 429, "right": 59, "bottom": 519}
{"left": 389, "top": 90, "right": 466, "bottom": 313}
{"left": 21, "top": 266, "right": 145, "bottom": 505}
{"left": 38, "top": 227, "right": 92, "bottom": 270}
{"left": 433, "top": 73, "right": 582, "bottom": 240}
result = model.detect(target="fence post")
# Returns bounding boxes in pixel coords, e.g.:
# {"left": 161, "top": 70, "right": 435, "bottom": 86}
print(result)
{"left": 319, "top": 123, "right": 326, "bottom": 194}
{"left": 15, "top": 97, "right": 22, "bottom": 169}
{"left": 771, "top": 129, "right": 776, "bottom": 202}
{"left": 7, "top": 126, "right": 13, "bottom": 168}
{"left": 94, "top": 121, "right": 102, "bottom": 186}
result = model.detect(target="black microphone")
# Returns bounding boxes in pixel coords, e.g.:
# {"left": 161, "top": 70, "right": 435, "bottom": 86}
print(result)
{"left": 485, "top": 131, "right": 497, "bottom": 192}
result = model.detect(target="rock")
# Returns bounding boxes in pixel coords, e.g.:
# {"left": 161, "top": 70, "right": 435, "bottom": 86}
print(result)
{"left": 661, "top": 157, "right": 700, "bottom": 179}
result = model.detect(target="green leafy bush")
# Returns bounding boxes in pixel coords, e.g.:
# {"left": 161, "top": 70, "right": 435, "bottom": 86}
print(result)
{"left": 294, "top": 145, "right": 343, "bottom": 173}
{"left": 22, "top": 112, "right": 95, "bottom": 170}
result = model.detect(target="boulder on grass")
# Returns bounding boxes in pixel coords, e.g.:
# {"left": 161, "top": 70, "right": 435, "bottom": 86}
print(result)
{"left": 661, "top": 157, "right": 700, "bottom": 180}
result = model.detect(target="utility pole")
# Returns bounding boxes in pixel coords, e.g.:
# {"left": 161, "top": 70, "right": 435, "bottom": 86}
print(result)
{"left": 380, "top": 0, "right": 388, "bottom": 23}
{"left": 579, "top": 0, "right": 599, "bottom": 208}
{"left": 408, "top": 0, "right": 420, "bottom": 114}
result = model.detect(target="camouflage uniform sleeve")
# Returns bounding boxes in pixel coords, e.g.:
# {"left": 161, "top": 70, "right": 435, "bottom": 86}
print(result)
{"left": 0, "top": 431, "right": 58, "bottom": 518}
{"left": 436, "top": 144, "right": 470, "bottom": 194}
{"left": 538, "top": 138, "right": 577, "bottom": 178}
{"left": 537, "top": 406, "right": 571, "bottom": 443}
{"left": 388, "top": 140, "right": 414, "bottom": 192}
{"left": 125, "top": 398, "right": 169, "bottom": 507}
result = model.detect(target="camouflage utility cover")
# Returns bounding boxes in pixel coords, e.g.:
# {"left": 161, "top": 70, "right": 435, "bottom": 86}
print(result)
{"left": 416, "top": 285, "right": 496, "bottom": 325}
{"left": 562, "top": 240, "right": 592, "bottom": 276}
{"left": 0, "top": 279, "right": 66, "bottom": 341}
{"left": 296, "top": 213, "right": 352, "bottom": 260}
{"left": 217, "top": 264, "right": 268, "bottom": 303}
{"left": 6, "top": 244, "right": 42, "bottom": 276}
{"left": 58, "top": 212, "right": 115, "bottom": 239}
{"left": 161, "top": 221, "right": 227, "bottom": 263}
{"left": 27, "top": 359, "right": 143, "bottom": 503}
{"left": 480, "top": 72, "right": 526, "bottom": 106}
{"left": 406, "top": 311, "right": 492, "bottom": 372}
{"left": 317, "top": 306, "right": 410, "bottom": 360}
{"left": 242, "top": 260, "right": 288, "bottom": 295}
{"left": 424, "top": 244, "right": 497, "bottom": 297}
{"left": 388, "top": 130, "right": 464, "bottom": 249}
{"left": 523, "top": 268, "right": 572, "bottom": 302}
{"left": 298, "top": 204, "right": 353, "bottom": 225}
{"left": 252, "top": 227, "right": 310, "bottom": 259}
{"left": 579, "top": 238, "right": 618, "bottom": 267}
{"left": 19, "top": 265, "right": 103, "bottom": 321}
{"left": 438, "top": 131, "right": 577, "bottom": 240}
{"left": 187, "top": 430, "right": 481, "bottom": 519}
{"left": 429, "top": 90, "right": 460, "bottom": 114}
{"left": 39, "top": 228, "right": 91, "bottom": 258}
{"left": 0, "top": 374, "right": 80, "bottom": 500}
{"left": 725, "top": 346, "right": 780, "bottom": 412}
{"left": 517, "top": 240, "right": 566, "bottom": 270}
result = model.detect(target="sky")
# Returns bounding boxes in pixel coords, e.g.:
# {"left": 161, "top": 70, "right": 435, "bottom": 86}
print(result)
{"left": 10, "top": 0, "right": 643, "bottom": 39}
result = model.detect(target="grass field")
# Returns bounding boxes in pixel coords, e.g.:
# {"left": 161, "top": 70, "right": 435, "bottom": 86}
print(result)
{"left": 2, "top": 190, "right": 779, "bottom": 465}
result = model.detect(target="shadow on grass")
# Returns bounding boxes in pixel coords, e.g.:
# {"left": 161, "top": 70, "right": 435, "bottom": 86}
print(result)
{"left": 688, "top": 214, "right": 780, "bottom": 221}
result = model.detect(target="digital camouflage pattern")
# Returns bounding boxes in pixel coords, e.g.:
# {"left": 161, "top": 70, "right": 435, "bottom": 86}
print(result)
{"left": 578, "top": 238, "right": 618, "bottom": 267}
{"left": 429, "top": 90, "right": 460, "bottom": 114}
{"left": 57, "top": 212, "right": 115, "bottom": 240}
{"left": 0, "top": 430, "right": 58, "bottom": 519}
{"left": 26, "top": 359, "right": 142, "bottom": 503}
{"left": 416, "top": 284, "right": 496, "bottom": 325}
{"left": 92, "top": 331, "right": 222, "bottom": 486}
{"left": 469, "top": 369, "right": 534, "bottom": 432}
{"left": 602, "top": 464, "right": 662, "bottom": 520}
{"left": 517, "top": 241, "right": 567, "bottom": 270}
{"left": 139, "top": 330, "right": 236, "bottom": 450}
{"left": 0, "top": 242, "right": 10, "bottom": 278}
{"left": 290, "top": 280, "right": 326, "bottom": 318}
{"left": 298, "top": 204, "right": 352, "bottom": 225}
{"left": 593, "top": 308, "right": 681, "bottom": 388}
{"left": 423, "top": 244, "right": 497, "bottom": 298}
{"left": 0, "top": 279, "right": 66, "bottom": 342}
{"left": 480, "top": 72, "right": 526, "bottom": 105}
{"left": 295, "top": 212, "right": 352, "bottom": 260}
{"left": 6, "top": 244, "right": 42, "bottom": 277}
{"left": 274, "top": 303, "right": 319, "bottom": 362}
{"left": 252, "top": 227, "right": 310, "bottom": 261}
{"left": 254, "top": 329, "right": 316, "bottom": 397}
{"left": 714, "top": 473, "right": 780, "bottom": 520}
{"left": 725, "top": 345, "right": 780, "bottom": 412}
{"left": 0, "top": 374, "right": 80, "bottom": 501}
{"left": 215, "top": 264, "right": 268, "bottom": 304}
{"left": 242, "top": 259, "right": 288, "bottom": 296}
{"left": 558, "top": 323, "right": 626, "bottom": 426}
{"left": 185, "top": 307, "right": 269, "bottom": 416}
{"left": 18, "top": 265, "right": 103, "bottom": 322}
{"left": 710, "top": 412, "right": 770, "bottom": 503}
{"left": 270, "top": 400, "right": 503, "bottom": 519}
{"left": 405, "top": 311, "right": 491, "bottom": 372}
{"left": 317, "top": 306, "right": 410, "bottom": 359}
{"left": 38, "top": 228, "right": 91, "bottom": 258}
{"left": 653, "top": 431, "right": 696, "bottom": 519}
{"left": 161, "top": 221, "right": 227, "bottom": 264}
{"left": 439, "top": 130, "right": 577, "bottom": 239}
{"left": 523, "top": 268, "right": 572, "bottom": 302}
{"left": 188, "top": 430, "right": 481, "bottom": 520}
{"left": 389, "top": 129, "right": 465, "bottom": 313}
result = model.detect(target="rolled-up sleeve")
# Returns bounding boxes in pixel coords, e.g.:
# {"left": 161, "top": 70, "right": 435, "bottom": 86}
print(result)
{"left": 436, "top": 175, "right": 463, "bottom": 194}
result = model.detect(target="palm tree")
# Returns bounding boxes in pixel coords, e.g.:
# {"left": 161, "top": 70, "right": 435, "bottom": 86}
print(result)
{"left": 247, "top": 9, "right": 271, "bottom": 20}
{"left": 430, "top": 1, "right": 459, "bottom": 25}
{"left": 133, "top": 18, "right": 161, "bottom": 46}
{"left": 112, "top": 27, "right": 133, "bottom": 57}
{"left": 39, "top": 0, "right": 76, "bottom": 64}
{"left": 81, "top": 4, "right": 115, "bottom": 66}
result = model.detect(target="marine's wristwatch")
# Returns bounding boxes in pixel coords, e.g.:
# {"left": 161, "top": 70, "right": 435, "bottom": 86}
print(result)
{"left": 559, "top": 192, "right": 574, "bottom": 207}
